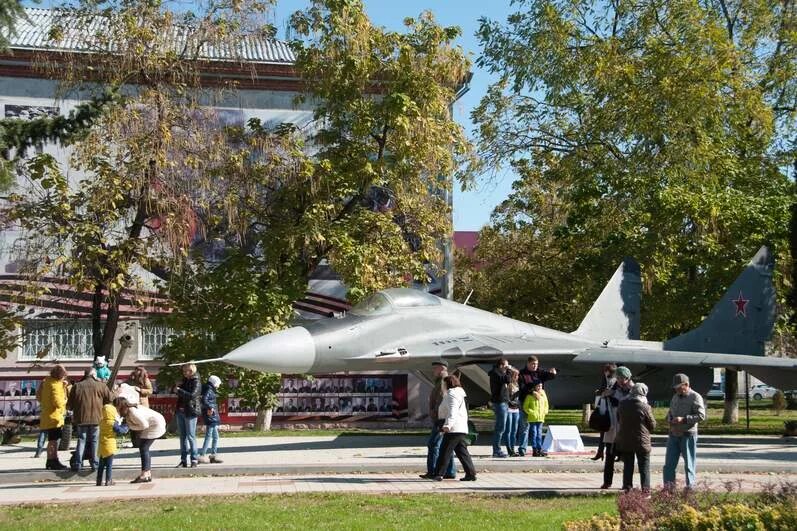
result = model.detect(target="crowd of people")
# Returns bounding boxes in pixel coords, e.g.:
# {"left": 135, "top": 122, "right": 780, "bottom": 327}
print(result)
{"left": 419, "top": 357, "right": 706, "bottom": 492}
{"left": 33, "top": 362, "right": 225, "bottom": 485}
{"left": 26, "top": 356, "right": 706, "bottom": 492}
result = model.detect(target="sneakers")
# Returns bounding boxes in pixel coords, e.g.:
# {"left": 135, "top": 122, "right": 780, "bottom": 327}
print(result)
{"left": 190, "top": 461, "right": 198, "bottom": 468}
{"left": 517, "top": 450, "right": 526, "bottom": 457}
{"left": 460, "top": 476, "right": 477, "bottom": 482}
{"left": 209, "top": 455, "right": 223, "bottom": 464}
{"left": 492, "top": 452, "right": 509, "bottom": 458}
{"left": 198, "top": 456, "right": 210, "bottom": 464}
{"left": 433, "top": 476, "right": 444, "bottom": 481}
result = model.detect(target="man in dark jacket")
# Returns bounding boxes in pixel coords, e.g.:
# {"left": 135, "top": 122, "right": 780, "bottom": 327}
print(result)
{"left": 489, "top": 358, "right": 517, "bottom": 458}
{"left": 517, "top": 356, "right": 557, "bottom": 456}
{"left": 176, "top": 364, "right": 201, "bottom": 467}
{"left": 615, "top": 383, "right": 656, "bottom": 493}
{"left": 198, "top": 375, "right": 223, "bottom": 464}
{"left": 67, "top": 368, "right": 111, "bottom": 472}
{"left": 420, "top": 361, "right": 456, "bottom": 479}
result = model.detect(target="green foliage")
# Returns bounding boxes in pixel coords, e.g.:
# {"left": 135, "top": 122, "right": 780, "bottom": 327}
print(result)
{"left": 0, "top": 91, "right": 121, "bottom": 188}
{"left": 289, "top": 0, "right": 476, "bottom": 300}
{"left": 466, "top": 0, "right": 796, "bottom": 341}
{"left": 159, "top": 251, "right": 304, "bottom": 411}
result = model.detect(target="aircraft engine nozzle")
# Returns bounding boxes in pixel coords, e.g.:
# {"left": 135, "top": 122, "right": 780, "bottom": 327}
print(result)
{"left": 223, "top": 327, "right": 316, "bottom": 373}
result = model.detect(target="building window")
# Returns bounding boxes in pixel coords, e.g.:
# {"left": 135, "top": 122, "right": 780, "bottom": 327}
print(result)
{"left": 139, "top": 323, "right": 174, "bottom": 361}
{"left": 21, "top": 320, "right": 94, "bottom": 361}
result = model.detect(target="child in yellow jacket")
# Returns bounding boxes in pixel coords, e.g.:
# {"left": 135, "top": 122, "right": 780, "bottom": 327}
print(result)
{"left": 522, "top": 380, "right": 549, "bottom": 457}
{"left": 97, "top": 403, "right": 127, "bottom": 486}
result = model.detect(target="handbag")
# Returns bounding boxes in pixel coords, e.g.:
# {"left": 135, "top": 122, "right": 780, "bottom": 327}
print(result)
{"left": 588, "top": 397, "right": 611, "bottom": 432}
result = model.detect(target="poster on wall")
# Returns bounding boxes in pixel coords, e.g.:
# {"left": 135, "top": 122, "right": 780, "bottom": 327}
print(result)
{"left": 129, "top": 373, "right": 408, "bottom": 425}
{"left": 271, "top": 374, "right": 408, "bottom": 422}
{"left": 4, "top": 105, "right": 59, "bottom": 120}
{"left": 0, "top": 379, "right": 42, "bottom": 423}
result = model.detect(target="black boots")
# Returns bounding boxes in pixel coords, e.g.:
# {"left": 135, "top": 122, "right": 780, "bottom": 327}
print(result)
{"left": 45, "top": 458, "right": 68, "bottom": 470}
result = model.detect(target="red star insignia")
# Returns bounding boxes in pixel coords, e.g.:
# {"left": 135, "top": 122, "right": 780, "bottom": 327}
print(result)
{"left": 732, "top": 291, "right": 749, "bottom": 317}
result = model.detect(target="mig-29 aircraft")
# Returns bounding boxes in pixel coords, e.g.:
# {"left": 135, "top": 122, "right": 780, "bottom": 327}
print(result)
{"left": 185, "top": 247, "right": 796, "bottom": 405}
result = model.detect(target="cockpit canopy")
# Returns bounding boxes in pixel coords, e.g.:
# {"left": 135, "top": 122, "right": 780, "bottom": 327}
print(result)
{"left": 350, "top": 288, "right": 441, "bottom": 316}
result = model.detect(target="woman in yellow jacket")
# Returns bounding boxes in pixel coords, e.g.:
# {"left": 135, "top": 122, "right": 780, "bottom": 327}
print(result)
{"left": 38, "top": 365, "right": 69, "bottom": 470}
{"left": 522, "top": 380, "right": 549, "bottom": 457}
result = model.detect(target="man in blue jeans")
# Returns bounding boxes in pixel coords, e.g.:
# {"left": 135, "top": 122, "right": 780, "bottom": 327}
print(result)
{"left": 489, "top": 358, "right": 515, "bottom": 458}
{"left": 420, "top": 361, "right": 456, "bottom": 479}
{"left": 516, "top": 356, "right": 557, "bottom": 456}
{"left": 67, "top": 368, "right": 111, "bottom": 472}
{"left": 663, "top": 373, "right": 706, "bottom": 489}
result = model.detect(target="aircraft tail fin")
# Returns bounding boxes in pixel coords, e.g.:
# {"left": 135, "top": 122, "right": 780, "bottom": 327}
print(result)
{"left": 665, "top": 246, "right": 776, "bottom": 356}
{"left": 574, "top": 257, "right": 641, "bottom": 342}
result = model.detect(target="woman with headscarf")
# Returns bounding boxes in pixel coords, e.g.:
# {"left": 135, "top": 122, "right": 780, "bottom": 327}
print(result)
{"left": 600, "top": 365, "right": 634, "bottom": 489}
{"left": 615, "top": 382, "right": 656, "bottom": 493}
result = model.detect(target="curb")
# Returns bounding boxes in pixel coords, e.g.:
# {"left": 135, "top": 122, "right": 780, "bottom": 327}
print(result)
{"left": 2, "top": 460, "right": 793, "bottom": 484}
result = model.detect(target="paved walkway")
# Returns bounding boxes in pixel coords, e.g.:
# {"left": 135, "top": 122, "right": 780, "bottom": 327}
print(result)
{"left": 0, "top": 471, "right": 789, "bottom": 505}
{"left": 1, "top": 433, "right": 794, "bottom": 481}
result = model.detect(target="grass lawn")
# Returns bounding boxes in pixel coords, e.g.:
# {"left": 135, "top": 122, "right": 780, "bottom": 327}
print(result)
{"left": 0, "top": 493, "right": 616, "bottom": 530}
{"left": 470, "top": 399, "right": 797, "bottom": 436}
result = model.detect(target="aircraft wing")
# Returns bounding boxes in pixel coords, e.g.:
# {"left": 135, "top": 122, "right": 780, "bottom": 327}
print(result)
{"left": 345, "top": 332, "right": 580, "bottom": 363}
{"left": 573, "top": 348, "right": 797, "bottom": 390}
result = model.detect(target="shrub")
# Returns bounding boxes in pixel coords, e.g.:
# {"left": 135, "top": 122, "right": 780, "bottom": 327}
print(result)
{"left": 563, "top": 513, "right": 620, "bottom": 531}
{"left": 564, "top": 483, "right": 796, "bottom": 530}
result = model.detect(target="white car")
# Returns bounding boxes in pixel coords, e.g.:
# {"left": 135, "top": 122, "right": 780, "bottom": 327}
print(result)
{"left": 749, "top": 384, "right": 778, "bottom": 400}
{"left": 706, "top": 382, "right": 724, "bottom": 400}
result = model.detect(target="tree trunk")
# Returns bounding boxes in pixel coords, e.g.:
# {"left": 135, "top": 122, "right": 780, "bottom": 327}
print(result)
{"left": 723, "top": 369, "right": 739, "bottom": 424}
{"left": 254, "top": 408, "right": 273, "bottom": 431}
{"left": 98, "top": 294, "right": 120, "bottom": 360}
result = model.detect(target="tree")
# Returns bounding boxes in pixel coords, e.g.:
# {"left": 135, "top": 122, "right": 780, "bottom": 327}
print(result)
{"left": 159, "top": 1, "right": 475, "bottom": 425}
{"left": 468, "top": 0, "right": 796, "bottom": 422}
{"left": 4, "top": 0, "right": 272, "bottom": 361}
{"left": 288, "top": 0, "right": 476, "bottom": 301}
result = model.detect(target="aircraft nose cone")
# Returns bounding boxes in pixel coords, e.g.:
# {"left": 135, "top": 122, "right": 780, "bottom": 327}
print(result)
{"left": 223, "top": 327, "right": 315, "bottom": 373}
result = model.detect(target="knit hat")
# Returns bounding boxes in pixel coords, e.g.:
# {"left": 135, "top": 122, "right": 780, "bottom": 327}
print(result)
{"left": 672, "top": 373, "right": 690, "bottom": 388}
{"left": 208, "top": 375, "right": 222, "bottom": 388}
{"left": 631, "top": 383, "right": 648, "bottom": 397}
{"left": 531, "top": 379, "right": 543, "bottom": 387}
{"left": 616, "top": 366, "right": 632, "bottom": 380}
{"left": 431, "top": 360, "right": 448, "bottom": 368}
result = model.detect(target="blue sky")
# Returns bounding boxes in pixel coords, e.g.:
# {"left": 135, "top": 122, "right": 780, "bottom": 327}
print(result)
{"left": 26, "top": 0, "right": 518, "bottom": 231}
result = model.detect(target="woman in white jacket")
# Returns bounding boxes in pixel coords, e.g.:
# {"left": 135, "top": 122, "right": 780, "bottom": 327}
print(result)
{"left": 433, "top": 375, "right": 477, "bottom": 481}
{"left": 114, "top": 397, "right": 166, "bottom": 484}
